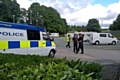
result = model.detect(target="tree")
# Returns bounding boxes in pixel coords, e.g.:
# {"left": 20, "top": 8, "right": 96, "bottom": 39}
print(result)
{"left": 86, "top": 18, "right": 101, "bottom": 32}
{"left": 27, "top": 2, "right": 42, "bottom": 26}
{"left": 0, "top": 0, "right": 21, "bottom": 22}
{"left": 19, "top": 8, "right": 28, "bottom": 23}
{"left": 27, "top": 2, "right": 68, "bottom": 34}
{"left": 0, "top": 1, "right": 68, "bottom": 34}
{"left": 67, "top": 25, "right": 86, "bottom": 32}
{"left": 109, "top": 14, "right": 120, "bottom": 30}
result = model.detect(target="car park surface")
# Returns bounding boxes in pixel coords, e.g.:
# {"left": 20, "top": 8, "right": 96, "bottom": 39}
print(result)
{"left": 54, "top": 37, "right": 120, "bottom": 64}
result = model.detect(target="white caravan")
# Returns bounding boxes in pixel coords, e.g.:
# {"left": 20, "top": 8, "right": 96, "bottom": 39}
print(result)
{"left": 74, "top": 32, "right": 97, "bottom": 42}
{"left": 89, "top": 33, "right": 118, "bottom": 45}
{"left": 49, "top": 33, "right": 59, "bottom": 38}
{"left": 0, "top": 21, "right": 57, "bottom": 57}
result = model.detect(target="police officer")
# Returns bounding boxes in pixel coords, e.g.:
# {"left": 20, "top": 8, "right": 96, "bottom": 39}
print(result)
{"left": 76, "top": 33, "right": 84, "bottom": 54}
{"left": 72, "top": 34, "right": 78, "bottom": 53}
{"left": 66, "top": 34, "right": 71, "bottom": 48}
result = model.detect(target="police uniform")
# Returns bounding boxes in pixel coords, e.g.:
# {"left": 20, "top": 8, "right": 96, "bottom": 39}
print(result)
{"left": 72, "top": 34, "right": 78, "bottom": 52}
{"left": 66, "top": 35, "right": 71, "bottom": 48}
{"left": 76, "top": 34, "right": 84, "bottom": 54}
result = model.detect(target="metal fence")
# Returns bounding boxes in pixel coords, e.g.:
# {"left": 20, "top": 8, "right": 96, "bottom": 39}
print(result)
{"left": 111, "top": 30, "right": 120, "bottom": 34}
{"left": 110, "top": 30, "right": 120, "bottom": 39}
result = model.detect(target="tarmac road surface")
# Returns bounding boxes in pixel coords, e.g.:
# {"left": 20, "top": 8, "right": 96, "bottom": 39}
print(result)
{"left": 54, "top": 37, "right": 120, "bottom": 64}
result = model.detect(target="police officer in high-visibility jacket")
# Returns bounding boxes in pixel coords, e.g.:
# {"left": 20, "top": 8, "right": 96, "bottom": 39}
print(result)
{"left": 66, "top": 34, "right": 71, "bottom": 48}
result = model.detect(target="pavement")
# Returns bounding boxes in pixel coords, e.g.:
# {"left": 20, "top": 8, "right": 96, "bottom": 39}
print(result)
{"left": 54, "top": 37, "right": 120, "bottom": 64}
{"left": 55, "top": 47, "right": 99, "bottom": 61}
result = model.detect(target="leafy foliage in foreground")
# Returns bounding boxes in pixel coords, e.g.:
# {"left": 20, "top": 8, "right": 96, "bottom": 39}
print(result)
{"left": 0, "top": 53, "right": 102, "bottom": 80}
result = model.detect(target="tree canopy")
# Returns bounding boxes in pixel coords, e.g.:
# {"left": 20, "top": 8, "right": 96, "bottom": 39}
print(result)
{"left": 2, "top": 0, "right": 120, "bottom": 34}
{"left": 0, "top": 1, "right": 68, "bottom": 34}
{"left": 86, "top": 18, "right": 101, "bottom": 32}
{"left": 109, "top": 14, "right": 120, "bottom": 30}
{"left": 0, "top": 0, "right": 20, "bottom": 22}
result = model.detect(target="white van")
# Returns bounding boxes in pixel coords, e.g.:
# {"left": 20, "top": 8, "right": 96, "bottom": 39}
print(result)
{"left": 0, "top": 21, "right": 57, "bottom": 57}
{"left": 89, "top": 33, "right": 118, "bottom": 45}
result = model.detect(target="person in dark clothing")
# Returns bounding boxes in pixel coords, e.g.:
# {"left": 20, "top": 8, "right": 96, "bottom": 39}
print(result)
{"left": 76, "top": 33, "right": 84, "bottom": 54}
{"left": 72, "top": 34, "right": 78, "bottom": 53}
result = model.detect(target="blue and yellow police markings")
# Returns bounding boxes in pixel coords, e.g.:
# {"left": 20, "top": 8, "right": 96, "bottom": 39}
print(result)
{"left": 0, "top": 40, "right": 56, "bottom": 50}
{"left": 20, "top": 40, "right": 30, "bottom": 48}
{"left": 0, "top": 40, "right": 8, "bottom": 49}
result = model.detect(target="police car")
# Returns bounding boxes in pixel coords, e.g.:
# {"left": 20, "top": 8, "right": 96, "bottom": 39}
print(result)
{"left": 0, "top": 21, "right": 57, "bottom": 57}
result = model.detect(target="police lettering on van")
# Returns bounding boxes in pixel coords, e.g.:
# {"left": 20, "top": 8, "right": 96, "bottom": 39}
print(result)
{"left": 0, "top": 32, "right": 23, "bottom": 36}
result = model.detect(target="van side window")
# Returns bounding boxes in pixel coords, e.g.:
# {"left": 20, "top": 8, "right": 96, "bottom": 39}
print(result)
{"left": 27, "top": 30, "right": 40, "bottom": 40}
{"left": 100, "top": 34, "right": 106, "bottom": 37}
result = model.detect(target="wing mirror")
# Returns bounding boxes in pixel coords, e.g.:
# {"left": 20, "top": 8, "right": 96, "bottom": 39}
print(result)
{"left": 50, "top": 37, "right": 54, "bottom": 41}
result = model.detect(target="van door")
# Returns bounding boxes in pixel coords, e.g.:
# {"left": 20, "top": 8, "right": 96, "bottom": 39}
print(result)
{"left": 108, "top": 33, "right": 115, "bottom": 43}
{"left": 99, "top": 34, "right": 107, "bottom": 44}
{"left": 41, "top": 32, "right": 51, "bottom": 56}
{"left": 27, "top": 30, "right": 42, "bottom": 55}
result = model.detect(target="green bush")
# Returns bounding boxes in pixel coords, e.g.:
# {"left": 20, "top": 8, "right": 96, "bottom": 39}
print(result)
{"left": 67, "top": 59, "right": 102, "bottom": 79}
{"left": 0, "top": 53, "right": 102, "bottom": 80}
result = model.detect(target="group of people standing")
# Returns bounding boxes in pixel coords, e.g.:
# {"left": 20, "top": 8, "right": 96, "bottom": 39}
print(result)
{"left": 66, "top": 33, "right": 84, "bottom": 54}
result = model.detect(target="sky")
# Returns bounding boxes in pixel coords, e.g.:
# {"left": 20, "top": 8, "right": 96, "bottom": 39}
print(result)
{"left": 16, "top": 0, "right": 120, "bottom": 29}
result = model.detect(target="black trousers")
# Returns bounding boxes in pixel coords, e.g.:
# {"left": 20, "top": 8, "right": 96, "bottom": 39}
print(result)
{"left": 66, "top": 42, "right": 70, "bottom": 48}
{"left": 77, "top": 44, "right": 84, "bottom": 54}
{"left": 73, "top": 43, "right": 77, "bottom": 52}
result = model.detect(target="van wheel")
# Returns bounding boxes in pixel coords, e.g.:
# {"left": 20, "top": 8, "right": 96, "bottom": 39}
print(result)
{"left": 48, "top": 50, "right": 55, "bottom": 58}
{"left": 111, "top": 41, "right": 116, "bottom": 45}
{"left": 95, "top": 41, "right": 99, "bottom": 45}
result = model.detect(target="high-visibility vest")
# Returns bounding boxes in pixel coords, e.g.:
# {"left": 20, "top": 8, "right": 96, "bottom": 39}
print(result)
{"left": 66, "top": 36, "right": 70, "bottom": 42}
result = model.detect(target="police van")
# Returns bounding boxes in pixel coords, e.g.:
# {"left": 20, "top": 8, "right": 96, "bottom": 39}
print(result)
{"left": 0, "top": 21, "right": 57, "bottom": 57}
